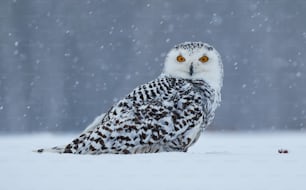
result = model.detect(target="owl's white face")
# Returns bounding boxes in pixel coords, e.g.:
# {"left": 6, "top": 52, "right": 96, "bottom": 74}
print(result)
{"left": 163, "top": 42, "right": 223, "bottom": 91}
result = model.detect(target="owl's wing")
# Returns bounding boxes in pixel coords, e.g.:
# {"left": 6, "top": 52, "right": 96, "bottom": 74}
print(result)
{"left": 56, "top": 77, "right": 206, "bottom": 154}
{"left": 99, "top": 78, "right": 205, "bottom": 146}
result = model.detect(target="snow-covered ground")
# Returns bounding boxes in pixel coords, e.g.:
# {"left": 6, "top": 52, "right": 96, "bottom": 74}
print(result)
{"left": 0, "top": 132, "right": 305, "bottom": 190}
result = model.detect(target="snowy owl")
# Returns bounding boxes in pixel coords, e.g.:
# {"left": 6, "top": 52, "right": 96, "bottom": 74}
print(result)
{"left": 36, "top": 42, "right": 223, "bottom": 154}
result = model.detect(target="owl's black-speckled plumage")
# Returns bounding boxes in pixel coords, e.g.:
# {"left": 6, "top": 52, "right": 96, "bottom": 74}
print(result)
{"left": 68, "top": 76, "right": 218, "bottom": 154}
{"left": 174, "top": 42, "right": 214, "bottom": 51}
{"left": 38, "top": 76, "right": 219, "bottom": 154}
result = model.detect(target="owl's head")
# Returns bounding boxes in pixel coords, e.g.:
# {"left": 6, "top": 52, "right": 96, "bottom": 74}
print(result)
{"left": 163, "top": 42, "right": 223, "bottom": 91}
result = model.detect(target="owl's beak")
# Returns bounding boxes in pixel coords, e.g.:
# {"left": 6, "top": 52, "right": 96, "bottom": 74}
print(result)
{"left": 189, "top": 63, "right": 194, "bottom": 76}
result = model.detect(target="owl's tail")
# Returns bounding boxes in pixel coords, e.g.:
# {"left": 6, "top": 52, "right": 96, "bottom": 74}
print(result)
{"left": 33, "top": 113, "right": 106, "bottom": 154}
{"left": 33, "top": 145, "right": 67, "bottom": 154}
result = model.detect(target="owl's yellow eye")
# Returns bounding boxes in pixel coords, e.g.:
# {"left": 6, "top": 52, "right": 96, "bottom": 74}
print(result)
{"left": 176, "top": 55, "right": 186, "bottom": 62}
{"left": 199, "top": 55, "right": 209, "bottom": 63}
